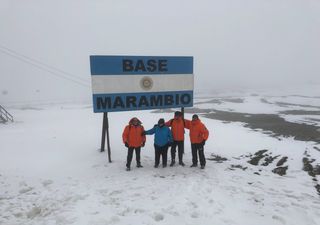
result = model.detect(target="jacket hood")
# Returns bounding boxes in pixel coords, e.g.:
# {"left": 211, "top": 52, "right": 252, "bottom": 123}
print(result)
{"left": 173, "top": 116, "right": 183, "bottom": 121}
{"left": 129, "top": 117, "right": 142, "bottom": 125}
{"left": 191, "top": 119, "right": 201, "bottom": 125}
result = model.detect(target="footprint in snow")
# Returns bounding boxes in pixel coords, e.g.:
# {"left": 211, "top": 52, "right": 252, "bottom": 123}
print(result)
{"left": 272, "top": 215, "right": 286, "bottom": 224}
{"left": 134, "top": 208, "right": 146, "bottom": 214}
{"left": 153, "top": 213, "right": 164, "bottom": 222}
{"left": 131, "top": 193, "right": 141, "bottom": 197}
{"left": 98, "top": 189, "right": 109, "bottom": 195}
{"left": 190, "top": 211, "right": 199, "bottom": 218}
{"left": 19, "top": 187, "right": 33, "bottom": 194}
{"left": 109, "top": 190, "right": 123, "bottom": 196}
{"left": 26, "top": 206, "right": 42, "bottom": 219}
{"left": 42, "top": 180, "right": 53, "bottom": 187}
{"left": 92, "top": 164, "right": 100, "bottom": 168}
{"left": 190, "top": 201, "right": 198, "bottom": 209}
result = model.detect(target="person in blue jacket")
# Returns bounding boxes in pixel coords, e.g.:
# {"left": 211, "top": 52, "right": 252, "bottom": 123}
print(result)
{"left": 144, "top": 118, "right": 173, "bottom": 168}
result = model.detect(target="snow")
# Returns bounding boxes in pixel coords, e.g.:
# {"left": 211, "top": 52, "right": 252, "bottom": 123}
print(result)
{"left": 1, "top": 102, "right": 320, "bottom": 225}
{"left": 195, "top": 95, "right": 320, "bottom": 114}
{"left": 194, "top": 85, "right": 320, "bottom": 127}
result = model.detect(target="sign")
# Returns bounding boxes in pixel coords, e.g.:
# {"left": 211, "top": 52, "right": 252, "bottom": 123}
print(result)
{"left": 90, "top": 56, "right": 193, "bottom": 112}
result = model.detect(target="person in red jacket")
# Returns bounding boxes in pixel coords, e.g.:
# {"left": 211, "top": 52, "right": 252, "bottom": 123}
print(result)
{"left": 122, "top": 117, "right": 146, "bottom": 171}
{"left": 185, "top": 114, "right": 209, "bottom": 169}
{"left": 165, "top": 111, "right": 187, "bottom": 166}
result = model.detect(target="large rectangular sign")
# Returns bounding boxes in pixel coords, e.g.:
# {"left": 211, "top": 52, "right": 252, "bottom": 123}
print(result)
{"left": 90, "top": 55, "right": 193, "bottom": 112}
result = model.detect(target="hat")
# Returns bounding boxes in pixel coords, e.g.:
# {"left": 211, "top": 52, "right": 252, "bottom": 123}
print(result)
{"left": 174, "top": 111, "right": 182, "bottom": 117}
{"left": 192, "top": 114, "right": 199, "bottom": 120}
{"left": 158, "top": 118, "right": 165, "bottom": 125}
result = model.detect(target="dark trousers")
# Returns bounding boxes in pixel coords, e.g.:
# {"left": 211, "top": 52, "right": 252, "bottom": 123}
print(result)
{"left": 154, "top": 144, "right": 168, "bottom": 167}
{"left": 171, "top": 141, "right": 184, "bottom": 163}
{"left": 191, "top": 143, "right": 206, "bottom": 166}
{"left": 126, "top": 147, "right": 141, "bottom": 168}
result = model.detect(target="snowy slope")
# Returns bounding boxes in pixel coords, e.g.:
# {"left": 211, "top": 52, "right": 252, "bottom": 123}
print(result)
{"left": 1, "top": 103, "right": 320, "bottom": 225}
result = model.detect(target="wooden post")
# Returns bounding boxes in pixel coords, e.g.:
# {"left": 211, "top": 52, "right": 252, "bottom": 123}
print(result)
{"left": 100, "top": 113, "right": 107, "bottom": 152}
{"left": 106, "top": 112, "right": 112, "bottom": 163}
{"left": 100, "top": 112, "right": 112, "bottom": 162}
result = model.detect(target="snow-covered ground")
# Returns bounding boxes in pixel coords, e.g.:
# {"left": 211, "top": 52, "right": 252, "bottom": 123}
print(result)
{"left": 1, "top": 94, "right": 320, "bottom": 225}
{"left": 195, "top": 86, "right": 320, "bottom": 127}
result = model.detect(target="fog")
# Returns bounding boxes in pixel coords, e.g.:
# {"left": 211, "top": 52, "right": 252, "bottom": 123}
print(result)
{"left": 1, "top": 0, "right": 320, "bottom": 104}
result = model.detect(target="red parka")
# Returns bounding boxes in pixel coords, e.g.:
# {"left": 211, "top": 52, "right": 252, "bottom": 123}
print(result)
{"left": 122, "top": 118, "right": 146, "bottom": 148}
{"left": 185, "top": 119, "right": 209, "bottom": 144}
{"left": 165, "top": 117, "right": 186, "bottom": 141}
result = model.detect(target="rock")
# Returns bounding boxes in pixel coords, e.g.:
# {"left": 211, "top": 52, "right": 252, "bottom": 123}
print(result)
{"left": 254, "top": 149, "right": 268, "bottom": 156}
{"left": 248, "top": 149, "right": 268, "bottom": 166}
{"left": 272, "top": 166, "right": 288, "bottom": 176}
{"left": 315, "top": 184, "right": 320, "bottom": 195}
{"left": 230, "top": 164, "right": 247, "bottom": 171}
{"left": 302, "top": 157, "right": 315, "bottom": 177}
{"left": 276, "top": 156, "right": 288, "bottom": 167}
{"left": 313, "top": 165, "right": 320, "bottom": 175}
{"left": 262, "top": 155, "right": 280, "bottom": 166}
{"left": 304, "top": 150, "right": 311, "bottom": 157}
{"left": 314, "top": 146, "right": 320, "bottom": 152}
{"left": 207, "top": 154, "right": 227, "bottom": 163}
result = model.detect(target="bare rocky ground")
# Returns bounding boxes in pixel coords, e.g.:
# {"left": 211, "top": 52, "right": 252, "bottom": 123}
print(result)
{"left": 207, "top": 149, "right": 320, "bottom": 195}
{"left": 154, "top": 97, "right": 320, "bottom": 196}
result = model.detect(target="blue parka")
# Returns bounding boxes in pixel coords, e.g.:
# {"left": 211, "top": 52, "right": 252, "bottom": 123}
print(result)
{"left": 145, "top": 125, "right": 173, "bottom": 147}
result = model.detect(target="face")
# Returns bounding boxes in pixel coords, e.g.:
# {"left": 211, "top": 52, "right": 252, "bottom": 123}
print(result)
{"left": 132, "top": 118, "right": 138, "bottom": 125}
{"left": 158, "top": 120, "right": 164, "bottom": 127}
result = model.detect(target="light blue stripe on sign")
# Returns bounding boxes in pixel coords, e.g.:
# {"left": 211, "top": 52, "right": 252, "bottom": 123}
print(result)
{"left": 93, "top": 90, "right": 193, "bottom": 112}
{"left": 90, "top": 55, "right": 193, "bottom": 75}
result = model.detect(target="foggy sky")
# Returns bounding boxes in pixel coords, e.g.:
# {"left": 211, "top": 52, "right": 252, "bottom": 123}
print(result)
{"left": 1, "top": 0, "right": 320, "bottom": 104}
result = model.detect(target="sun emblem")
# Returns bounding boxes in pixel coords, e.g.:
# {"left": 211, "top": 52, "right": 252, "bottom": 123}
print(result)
{"left": 140, "top": 76, "right": 153, "bottom": 90}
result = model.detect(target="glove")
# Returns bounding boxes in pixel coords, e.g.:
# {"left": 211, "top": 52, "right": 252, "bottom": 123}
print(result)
{"left": 201, "top": 140, "right": 206, "bottom": 146}
{"left": 125, "top": 142, "right": 129, "bottom": 148}
{"left": 141, "top": 142, "right": 145, "bottom": 147}
{"left": 141, "top": 131, "right": 146, "bottom": 136}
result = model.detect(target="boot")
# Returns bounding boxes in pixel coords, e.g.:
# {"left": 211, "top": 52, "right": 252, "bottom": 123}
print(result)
{"left": 137, "top": 164, "right": 143, "bottom": 168}
{"left": 170, "top": 160, "right": 175, "bottom": 167}
{"left": 179, "top": 161, "right": 185, "bottom": 166}
{"left": 200, "top": 165, "right": 205, "bottom": 169}
{"left": 126, "top": 167, "right": 131, "bottom": 171}
{"left": 190, "top": 164, "right": 197, "bottom": 167}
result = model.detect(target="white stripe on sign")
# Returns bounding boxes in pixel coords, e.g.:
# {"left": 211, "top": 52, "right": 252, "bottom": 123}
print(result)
{"left": 91, "top": 74, "right": 194, "bottom": 94}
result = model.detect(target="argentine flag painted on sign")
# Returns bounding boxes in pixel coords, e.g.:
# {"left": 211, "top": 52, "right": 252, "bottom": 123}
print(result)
{"left": 90, "top": 55, "right": 194, "bottom": 112}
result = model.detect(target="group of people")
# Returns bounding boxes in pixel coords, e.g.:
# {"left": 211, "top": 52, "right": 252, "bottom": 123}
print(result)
{"left": 122, "top": 111, "right": 209, "bottom": 171}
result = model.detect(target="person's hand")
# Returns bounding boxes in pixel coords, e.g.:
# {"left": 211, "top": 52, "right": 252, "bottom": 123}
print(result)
{"left": 201, "top": 140, "right": 206, "bottom": 146}
{"left": 141, "top": 131, "right": 146, "bottom": 136}
{"left": 125, "top": 142, "right": 129, "bottom": 148}
{"left": 141, "top": 142, "right": 145, "bottom": 147}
